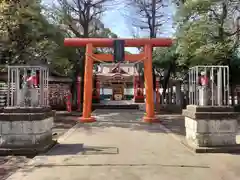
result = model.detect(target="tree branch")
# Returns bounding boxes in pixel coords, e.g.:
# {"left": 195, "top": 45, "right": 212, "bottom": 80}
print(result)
{"left": 208, "top": 8, "right": 221, "bottom": 23}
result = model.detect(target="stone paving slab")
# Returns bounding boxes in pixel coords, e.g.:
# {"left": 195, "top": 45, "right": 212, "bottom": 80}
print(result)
{"left": 5, "top": 110, "right": 240, "bottom": 180}
{"left": 92, "top": 109, "right": 144, "bottom": 122}
{"left": 97, "top": 100, "right": 135, "bottom": 105}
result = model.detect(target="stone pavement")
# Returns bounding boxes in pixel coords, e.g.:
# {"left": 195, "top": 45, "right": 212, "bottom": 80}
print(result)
{"left": 97, "top": 100, "right": 133, "bottom": 105}
{"left": 6, "top": 110, "right": 240, "bottom": 180}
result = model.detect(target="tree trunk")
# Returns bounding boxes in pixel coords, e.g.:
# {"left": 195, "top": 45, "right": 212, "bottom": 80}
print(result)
{"left": 79, "top": 21, "right": 90, "bottom": 108}
{"left": 162, "top": 62, "right": 174, "bottom": 100}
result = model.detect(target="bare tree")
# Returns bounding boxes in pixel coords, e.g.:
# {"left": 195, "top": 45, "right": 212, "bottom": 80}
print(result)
{"left": 125, "top": 0, "right": 168, "bottom": 38}
{"left": 53, "top": 0, "right": 114, "bottom": 107}
{"left": 55, "top": 0, "right": 111, "bottom": 38}
{"left": 124, "top": 0, "right": 171, "bottom": 99}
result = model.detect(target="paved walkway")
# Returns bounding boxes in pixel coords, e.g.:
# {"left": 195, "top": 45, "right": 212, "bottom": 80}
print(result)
{"left": 6, "top": 110, "right": 240, "bottom": 180}
{"left": 97, "top": 100, "right": 135, "bottom": 105}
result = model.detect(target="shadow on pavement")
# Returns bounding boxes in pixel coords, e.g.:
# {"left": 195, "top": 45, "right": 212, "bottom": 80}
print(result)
{"left": 46, "top": 144, "right": 119, "bottom": 156}
{"left": 159, "top": 115, "right": 186, "bottom": 137}
{"left": 90, "top": 109, "right": 186, "bottom": 136}
{"left": 78, "top": 116, "right": 186, "bottom": 136}
{"left": 80, "top": 122, "right": 167, "bottom": 134}
{"left": 54, "top": 110, "right": 186, "bottom": 138}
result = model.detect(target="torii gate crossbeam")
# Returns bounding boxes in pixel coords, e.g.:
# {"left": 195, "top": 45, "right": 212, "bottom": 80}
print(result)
{"left": 64, "top": 38, "right": 173, "bottom": 123}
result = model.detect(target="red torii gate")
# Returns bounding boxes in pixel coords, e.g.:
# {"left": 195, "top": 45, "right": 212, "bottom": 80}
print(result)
{"left": 64, "top": 38, "right": 173, "bottom": 123}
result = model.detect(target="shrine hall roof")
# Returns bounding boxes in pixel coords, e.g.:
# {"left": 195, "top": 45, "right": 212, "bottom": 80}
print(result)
{"left": 95, "top": 63, "right": 138, "bottom": 76}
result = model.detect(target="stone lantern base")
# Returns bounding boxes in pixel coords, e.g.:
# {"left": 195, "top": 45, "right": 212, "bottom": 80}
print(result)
{"left": 0, "top": 107, "right": 56, "bottom": 156}
{"left": 183, "top": 105, "right": 240, "bottom": 153}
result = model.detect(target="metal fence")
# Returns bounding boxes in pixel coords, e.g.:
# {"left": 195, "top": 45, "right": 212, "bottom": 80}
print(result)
{"left": 189, "top": 66, "right": 229, "bottom": 106}
{"left": 7, "top": 66, "right": 49, "bottom": 107}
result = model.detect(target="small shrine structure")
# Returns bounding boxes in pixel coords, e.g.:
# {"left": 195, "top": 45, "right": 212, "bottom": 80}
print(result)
{"left": 93, "top": 63, "right": 145, "bottom": 102}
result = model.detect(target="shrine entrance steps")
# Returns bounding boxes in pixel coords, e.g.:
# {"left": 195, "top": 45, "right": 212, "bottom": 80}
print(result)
{"left": 92, "top": 100, "right": 140, "bottom": 110}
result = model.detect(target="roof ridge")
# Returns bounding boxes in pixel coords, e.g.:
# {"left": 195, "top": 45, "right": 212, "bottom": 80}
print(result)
{"left": 110, "top": 63, "right": 128, "bottom": 74}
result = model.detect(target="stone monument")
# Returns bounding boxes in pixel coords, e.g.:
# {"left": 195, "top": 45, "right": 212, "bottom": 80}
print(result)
{"left": 183, "top": 66, "right": 240, "bottom": 153}
{"left": 0, "top": 65, "right": 55, "bottom": 155}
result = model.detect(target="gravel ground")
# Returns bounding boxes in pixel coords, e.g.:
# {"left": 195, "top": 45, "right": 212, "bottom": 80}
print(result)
{"left": 0, "top": 156, "right": 29, "bottom": 180}
{"left": 0, "top": 112, "right": 78, "bottom": 180}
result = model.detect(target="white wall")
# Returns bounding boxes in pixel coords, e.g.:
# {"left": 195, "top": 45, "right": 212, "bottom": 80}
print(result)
{"left": 124, "top": 88, "right": 134, "bottom": 95}
{"left": 101, "top": 88, "right": 112, "bottom": 95}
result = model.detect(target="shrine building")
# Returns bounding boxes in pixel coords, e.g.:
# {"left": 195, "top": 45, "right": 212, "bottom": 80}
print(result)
{"left": 93, "top": 62, "right": 150, "bottom": 103}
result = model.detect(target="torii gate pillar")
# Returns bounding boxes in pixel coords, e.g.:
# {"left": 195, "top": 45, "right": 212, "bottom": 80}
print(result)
{"left": 143, "top": 44, "right": 155, "bottom": 121}
{"left": 64, "top": 38, "right": 173, "bottom": 123}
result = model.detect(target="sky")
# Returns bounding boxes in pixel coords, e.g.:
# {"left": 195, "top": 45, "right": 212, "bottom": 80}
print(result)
{"left": 101, "top": 2, "right": 175, "bottom": 52}
{"left": 43, "top": 0, "right": 176, "bottom": 53}
{"left": 101, "top": 1, "right": 176, "bottom": 38}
